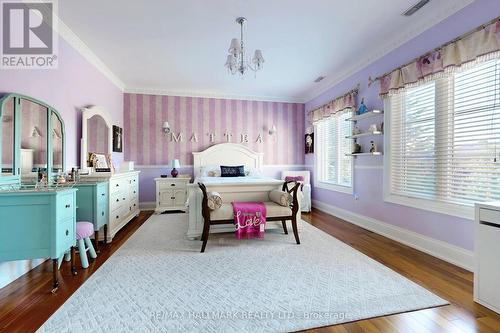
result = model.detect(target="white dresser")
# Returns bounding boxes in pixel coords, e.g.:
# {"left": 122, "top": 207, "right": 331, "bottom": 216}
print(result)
{"left": 81, "top": 171, "right": 140, "bottom": 242}
{"left": 155, "top": 177, "right": 190, "bottom": 213}
{"left": 474, "top": 202, "right": 500, "bottom": 314}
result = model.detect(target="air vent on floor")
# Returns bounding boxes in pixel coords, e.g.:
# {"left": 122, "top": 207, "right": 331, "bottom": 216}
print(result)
{"left": 402, "top": 0, "right": 430, "bottom": 16}
{"left": 314, "top": 76, "right": 325, "bottom": 83}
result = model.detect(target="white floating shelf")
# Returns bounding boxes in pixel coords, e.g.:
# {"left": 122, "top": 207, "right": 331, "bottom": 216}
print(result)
{"left": 346, "top": 152, "right": 383, "bottom": 157}
{"left": 346, "top": 131, "right": 383, "bottom": 139}
{"left": 346, "top": 110, "right": 384, "bottom": 122}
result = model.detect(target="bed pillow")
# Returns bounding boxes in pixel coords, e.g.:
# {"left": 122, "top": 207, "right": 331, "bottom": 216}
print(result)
{"left": 207, "top": 191, "right": 222, "bottom": 210}
{"left": 269, "top": 189, "right": 293, "bottom": 207}
{"left": 200, "top": 165, "right": 220, "bottom": 177}
{"left": 220, "top": 165, "right": 245, "bottom": 177}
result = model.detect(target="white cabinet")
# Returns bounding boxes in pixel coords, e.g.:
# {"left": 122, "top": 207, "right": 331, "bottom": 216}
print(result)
{"left": 155, "top": 177, "right": 190, "bottom": 213}
{"left": 81, "top": 171, "right": 140, "bottom": 242}
{"left": 474, "top": 202, "right": 500, "bottom": 314}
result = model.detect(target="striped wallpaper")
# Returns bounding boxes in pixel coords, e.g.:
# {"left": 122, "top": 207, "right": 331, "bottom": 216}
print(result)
{"left": 123, "top": 93, "right": 305, "bottom": 166}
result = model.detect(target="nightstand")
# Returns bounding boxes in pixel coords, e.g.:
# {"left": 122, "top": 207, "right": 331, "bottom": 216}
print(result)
{"left": 154, "top": 177, "right": 191, "bottom": 214}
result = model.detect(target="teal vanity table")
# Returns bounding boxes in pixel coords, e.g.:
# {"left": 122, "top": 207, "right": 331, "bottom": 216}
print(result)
{"left": 74, "top": 181, "right": 109, "bottom": 251}
{"left": 0, "top": 93, "right": 77, "bottom": 292}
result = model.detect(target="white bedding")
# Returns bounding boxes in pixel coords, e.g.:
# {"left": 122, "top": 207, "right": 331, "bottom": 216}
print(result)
{"left": 194, "top": 175, "right": 283, "bottom": 186}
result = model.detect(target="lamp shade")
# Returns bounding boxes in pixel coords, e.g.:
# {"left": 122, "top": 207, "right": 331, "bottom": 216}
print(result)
{"left": 253, "top": 49, "right": 264, "bottom": 62}
{"left": 171, "top": 159, "right": 180, "bottom": 169}
{"left": 228, "top": 38, "right": 241, "bottom": 55}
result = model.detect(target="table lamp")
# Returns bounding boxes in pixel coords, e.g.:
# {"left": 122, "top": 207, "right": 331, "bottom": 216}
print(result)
{"left": 171, "top": 159, "right": 180, "bottom": 178}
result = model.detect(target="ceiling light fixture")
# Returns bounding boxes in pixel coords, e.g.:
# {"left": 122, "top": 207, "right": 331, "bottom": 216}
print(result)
{"left": 225, "top": 17, "right": 264, "bottom": 77}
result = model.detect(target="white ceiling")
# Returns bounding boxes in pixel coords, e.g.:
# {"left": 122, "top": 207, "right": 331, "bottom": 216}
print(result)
{"left": 58, "top": 0, "right": 472, "bottom": 102}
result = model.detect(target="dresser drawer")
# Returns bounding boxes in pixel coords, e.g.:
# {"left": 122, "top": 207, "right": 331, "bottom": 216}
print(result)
{"left": 57, "top": 217, "right": 74, "bottom": 249}
{"left": 57, "top": 193, "right": 75, "bottom": 221}
{"left": 110, "top": 179, "right": 127, "bottom": 194}
{"left": 159, "top": 181, "right": 186, "bottom": 190}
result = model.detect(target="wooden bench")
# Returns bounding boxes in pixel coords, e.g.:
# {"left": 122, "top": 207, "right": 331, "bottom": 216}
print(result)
{"left": 198, "top": 181, "right": 301, "bottom": 252}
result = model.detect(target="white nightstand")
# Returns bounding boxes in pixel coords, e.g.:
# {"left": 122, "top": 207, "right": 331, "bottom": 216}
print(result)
{"left": 154, "top": 177, "right": 191, "bottom": 214}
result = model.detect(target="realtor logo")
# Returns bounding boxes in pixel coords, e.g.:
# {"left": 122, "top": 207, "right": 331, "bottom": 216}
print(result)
{"left": 1, "top": 0, "right": 58, "bottom": 69}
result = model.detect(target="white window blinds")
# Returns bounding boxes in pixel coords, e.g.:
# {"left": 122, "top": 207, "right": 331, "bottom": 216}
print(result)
{"left": 316, "top": 109, "right": 352, "bottom": 188}
{"left": 388, "top": 57, "right": 500, "bottom": 205}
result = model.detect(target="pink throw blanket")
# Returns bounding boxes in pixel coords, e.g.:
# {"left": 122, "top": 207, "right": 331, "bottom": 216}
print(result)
{"left": 232, "top": 202, "right": 267, "bottom": 239}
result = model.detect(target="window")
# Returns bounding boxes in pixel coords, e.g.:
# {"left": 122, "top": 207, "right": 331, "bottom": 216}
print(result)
{"left": 315, "top": 109, "right": 353, "bottom": 193}
{"left": 386, "top": 58, "right": 500, "bottom": 217}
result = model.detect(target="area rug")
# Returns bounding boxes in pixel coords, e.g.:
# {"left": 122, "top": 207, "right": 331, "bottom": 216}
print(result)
{"left": 37, "top": 214, "right": 447, "bottom": 333}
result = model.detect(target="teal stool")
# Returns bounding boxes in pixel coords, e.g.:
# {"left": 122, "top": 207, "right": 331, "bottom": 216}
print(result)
{"left": 76, "top": 222, "right": 97, "bottom": 268}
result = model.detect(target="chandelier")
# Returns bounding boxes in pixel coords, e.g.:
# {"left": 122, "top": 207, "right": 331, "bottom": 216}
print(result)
{"left": 225, "top": 17, "right": 265, "bottom": 76}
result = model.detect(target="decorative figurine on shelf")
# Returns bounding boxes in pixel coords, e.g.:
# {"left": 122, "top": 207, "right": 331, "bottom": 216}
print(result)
{"left": 353, "top": 139, "right": 362, "bottom": 154}
{"left": 368, "top": 123, "right": 381, "bottom": 133}
{"left": 352, "top": 125, "right": 362, "bottom": 135}
{"left": 357, "top": 98, "right": 368, "bottom": 115}
{"left": 171, "top": 159, "right": 180, "bottom": 178}
{"left": 369, "top": 141, "right": 378, "bottom": 153}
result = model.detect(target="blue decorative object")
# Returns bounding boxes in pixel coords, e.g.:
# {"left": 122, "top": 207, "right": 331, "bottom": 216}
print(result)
{"left": 357, "top": 98, "right": 368, "bottom": 115}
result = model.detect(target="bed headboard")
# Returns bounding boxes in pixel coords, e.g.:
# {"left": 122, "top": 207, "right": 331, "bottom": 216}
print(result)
{"left": 193, "top": 143, "right": 263, "bottom": 178}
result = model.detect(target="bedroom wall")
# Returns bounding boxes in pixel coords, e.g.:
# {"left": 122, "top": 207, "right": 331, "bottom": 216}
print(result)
{"left": 123, "top": 93, "right": 306, "bottom": 204}
{"left": 0, "top": 36, "right": 123, "bottom": 289}
{"left": 305, "top": 0, "right": 500, "bottom": 262}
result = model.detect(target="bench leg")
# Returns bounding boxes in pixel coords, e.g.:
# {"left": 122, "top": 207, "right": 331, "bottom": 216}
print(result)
{"left": 200, "top": 219, "right": 211, "bottom": 253}
{"left": 281, "top": 220, "right": 288, "bottom": 234}
{"left": 291, "top": 217, "right": 300, "bottom": 244}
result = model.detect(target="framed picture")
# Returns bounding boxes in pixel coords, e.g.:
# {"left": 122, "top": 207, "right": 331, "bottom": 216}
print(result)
{"left": 305, "top": 133, "right": 314, "bottom": 154}
{"left": 113, "top": 125, "right": 123, "bottom": 152}
{"left": 89, "top": 152, "right": 110, "bottom": 172}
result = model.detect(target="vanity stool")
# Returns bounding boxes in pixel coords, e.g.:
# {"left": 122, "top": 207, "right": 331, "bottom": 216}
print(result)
{"left": 76, "top": 222, "right": 97, "bottom": 268}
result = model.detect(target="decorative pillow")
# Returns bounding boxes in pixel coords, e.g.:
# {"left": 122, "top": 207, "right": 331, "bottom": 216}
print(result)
{"left": 269, "top": 189, "right": 292, "bottom": 207}
{"left": 220, "top": 165, "right": 245, "bottom": 177}
{"left": 285, "top": 176, "right": 304, "bottom": 182}
{"left": 200, "top": 165, "right": 220, "bottom": 177}
{"left": 244, "top": 165, "right": 261, "bottom": 176}
{"left": 207, "top": 191, "right": 222, "bottom": 210}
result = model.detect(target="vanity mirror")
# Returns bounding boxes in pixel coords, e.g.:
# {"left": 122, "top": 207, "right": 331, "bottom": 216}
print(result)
{"left": 81, "top": 106, "right": 112, "bottom": 172}
{"left": 0, "top": 93, "right": 66, "bottom": 185}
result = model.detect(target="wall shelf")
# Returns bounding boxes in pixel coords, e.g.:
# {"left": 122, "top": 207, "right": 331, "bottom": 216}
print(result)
{"left": 346, "top": 110, "right": 384, "bottom": 122}
{"left": 346, "top": 131, "right": 383, "bottom": 139}
{"left": 346, "top": 152, "right": 383, "bottom": 157}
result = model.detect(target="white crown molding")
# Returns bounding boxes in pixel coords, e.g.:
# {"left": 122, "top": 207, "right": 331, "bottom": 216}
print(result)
{"left": 312, "top": 199, "right": 474, "bottom": 271}
{"left": 302, "top": 0, "right": 474, "bottom": 104}
{"left": 124, "top": 87, "right": 304, "bottom": 103}
{"left": 134, "top": 164, "right": 308, "bottom": 169}
{"left": 55, "top": 18, "right": 126, "bottom": 91}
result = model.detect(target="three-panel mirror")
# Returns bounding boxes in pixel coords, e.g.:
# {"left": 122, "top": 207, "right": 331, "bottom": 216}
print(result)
{"left": 0, "top": 94, "right": 65, "bottom": 184}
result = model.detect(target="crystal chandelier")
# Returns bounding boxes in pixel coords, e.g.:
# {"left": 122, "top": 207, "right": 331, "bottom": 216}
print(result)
{"left": 225, "top": 17, "right": 265, "bottom": 76}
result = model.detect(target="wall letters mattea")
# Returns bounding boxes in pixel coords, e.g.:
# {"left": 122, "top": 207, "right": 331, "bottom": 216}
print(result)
{"left": 169, "top": 132, "right": 265, "bottom": 143}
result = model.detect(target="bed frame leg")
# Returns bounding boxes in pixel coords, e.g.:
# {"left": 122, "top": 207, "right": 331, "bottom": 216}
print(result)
{"left": 291, "top": 217, "right": 300, "bottom": 244}
{"left": 281, "top": 220, "right": 288, "bottom": 234}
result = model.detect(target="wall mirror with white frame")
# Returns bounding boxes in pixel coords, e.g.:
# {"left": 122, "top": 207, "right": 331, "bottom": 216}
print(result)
{"left": 80, "top": 106, "right": 113, "bottom": 172}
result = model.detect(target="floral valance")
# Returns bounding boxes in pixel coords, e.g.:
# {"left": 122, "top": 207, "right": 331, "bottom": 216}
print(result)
{"left": 311, "top": 91, "right": 356, "bottom": 123}
{"left": 379, "top": 19, "right": 500, "bottom": 97}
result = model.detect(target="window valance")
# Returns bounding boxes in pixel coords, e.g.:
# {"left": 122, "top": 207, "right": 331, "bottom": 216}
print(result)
{"left": 311, "top": 90, "right": 357, "bottom": 124}
{"left": 379, "top": 18, "right": 500, "bottom": 97}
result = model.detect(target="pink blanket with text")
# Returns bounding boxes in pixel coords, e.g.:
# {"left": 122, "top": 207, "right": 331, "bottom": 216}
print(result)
{"left": 232, "top": 202, "right": 267, "bottom": 239}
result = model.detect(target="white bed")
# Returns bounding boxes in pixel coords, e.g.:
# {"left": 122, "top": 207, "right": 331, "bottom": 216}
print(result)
{"left": 186, "top": 143, "right": 300, "bottom": 239}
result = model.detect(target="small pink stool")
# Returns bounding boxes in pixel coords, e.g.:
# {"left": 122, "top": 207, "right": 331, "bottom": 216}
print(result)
{"left": 76, "top": 222, "right": 97, "bottom": 268}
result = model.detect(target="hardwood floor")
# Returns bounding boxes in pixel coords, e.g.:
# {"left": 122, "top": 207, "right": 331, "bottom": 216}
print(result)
{"left": 0, "top": 209, "right": 499, "bottom": 332}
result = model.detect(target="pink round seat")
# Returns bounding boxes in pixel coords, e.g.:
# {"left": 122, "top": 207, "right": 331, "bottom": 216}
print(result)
{"left": 76, "top": 222, "right": 94, "bottom": 240}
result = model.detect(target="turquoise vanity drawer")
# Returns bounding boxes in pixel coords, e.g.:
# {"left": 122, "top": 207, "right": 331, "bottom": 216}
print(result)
{"left": 57, "top": 192, "right": 75, "bottom": 221}
{"left": 57, "top": 217, "right": 74, "bottom": 251}
{"left": 96, "top": 201, "right": 108, "bottom": 229}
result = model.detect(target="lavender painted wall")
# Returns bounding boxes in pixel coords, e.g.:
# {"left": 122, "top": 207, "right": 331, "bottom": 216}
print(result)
{"left": 0, "top": 35, "right": 123, "bottom": 289}
{"left": 124, "top": 93, "right": 306, "bottom": 203}
{"left": 0, "top": 38, "right": 124, "bottom": 169}
{"left": 305, "top": 0, "right": 500, "bottom": 252}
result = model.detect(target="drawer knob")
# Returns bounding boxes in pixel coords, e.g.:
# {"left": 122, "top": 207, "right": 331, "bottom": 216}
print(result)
{"left": 65, "top": 204, "right": 70, "bottom": 208}
{"left": 171, "top": 196, "right": 175, "bottom": 199}
{"left": 130, "top": 207, "right": 132, "bottom": 211}
{"left": 134, "top": 204, "right": 136, "bottom": 207}
{"left": 170, "top": 184, "right": 175, "bottom": 186}
{"left": 133, "top": 191, "right": 136, "bottom": 194}
{"left": 65, "top": 229, "right": 69, "bottom": 236}
{"left": 122, "top": 198, "right": 126, "bottom": 200}
{"left": 116, "top": 184, "right": 119, "bottom": 187}
{"left": 116, "top": 199, "right": 119, "bottom": 202}
{"left": 102, "top": 211, "right": 105, "bottom": 216}
{"left": 101, "top": 193, "right": 105, "bottom": 196}
{"left": 116, "top": 215, "right": 119, "bottom": 219}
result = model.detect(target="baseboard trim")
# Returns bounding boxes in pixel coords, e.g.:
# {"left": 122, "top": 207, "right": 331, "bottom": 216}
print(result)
{"left": 140, "top": 202, "right": 156, "bottom": 211}
{"left": 312, "top": 200, "right": 474, "bottom": 272}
